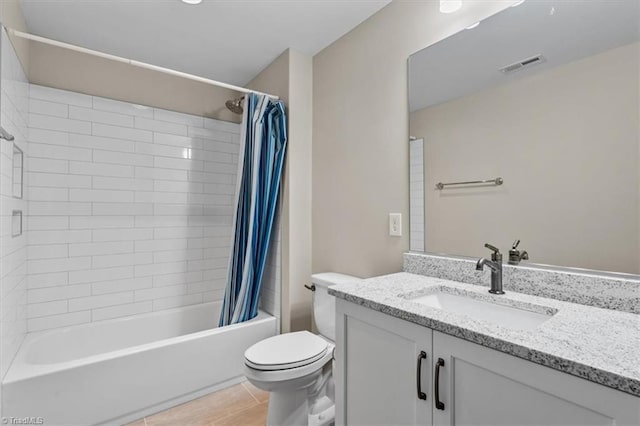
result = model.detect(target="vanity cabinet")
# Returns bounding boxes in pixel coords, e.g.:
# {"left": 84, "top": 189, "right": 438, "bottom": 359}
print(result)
{"left": 334, "top": 300, "right": 432, "bottom": 425}
{"left": 335, "top": 299, "right": 640, "bottom": 426}
{"left": 431, "top": 331, "right": 640, "bottom": 426}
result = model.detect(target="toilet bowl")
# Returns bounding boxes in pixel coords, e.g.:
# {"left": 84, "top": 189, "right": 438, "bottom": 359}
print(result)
{"left": 243, "top": 273, "right": 360, "bottom": 426}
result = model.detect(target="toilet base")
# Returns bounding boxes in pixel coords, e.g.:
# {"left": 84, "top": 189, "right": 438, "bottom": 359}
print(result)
{"left": 266, "top": 388, "right": 310, "bottom": 426}
{"left": 266, "top": 390, "right": 335, "bottom": 426}
{"left": 246, "top": 362, "right": 335, "bottom": 426}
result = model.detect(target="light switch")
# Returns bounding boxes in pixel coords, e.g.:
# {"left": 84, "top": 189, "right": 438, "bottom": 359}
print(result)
{"left": 389, "top": 213, "right": 402, "bottom": 237}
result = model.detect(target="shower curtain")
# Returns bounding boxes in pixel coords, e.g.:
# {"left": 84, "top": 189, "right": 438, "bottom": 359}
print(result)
{"left": 219, "top": 93, "right": 287, "bottom": 326}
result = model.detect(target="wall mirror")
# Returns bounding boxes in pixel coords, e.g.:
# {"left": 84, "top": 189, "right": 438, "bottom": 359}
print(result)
{"left": 408, "top": 0, "right": 639, "bottom": 275}
{"left": 12, "top": 143, "right": 23, "bottom": 199}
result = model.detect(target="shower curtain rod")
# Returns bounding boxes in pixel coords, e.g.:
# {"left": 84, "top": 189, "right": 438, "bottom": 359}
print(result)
{"left": 8, "top": 28, "right": 280, "bottom": 101}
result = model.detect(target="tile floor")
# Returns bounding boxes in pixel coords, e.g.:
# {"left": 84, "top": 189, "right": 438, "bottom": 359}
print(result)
{"left": 127, "top": 381, "right": 268, "bottom": 426}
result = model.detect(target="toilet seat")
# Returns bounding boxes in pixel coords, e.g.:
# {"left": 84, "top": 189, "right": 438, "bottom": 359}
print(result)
{"left": 244, "top": 342, "right": 335, "bottom": 387}
{"left": 245, "top": 331, "right": 329, "bottom": 371}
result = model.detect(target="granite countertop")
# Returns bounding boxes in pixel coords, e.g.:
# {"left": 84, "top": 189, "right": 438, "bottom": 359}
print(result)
{"left": 329, "top": 272, "right": 640, "bottom": 397}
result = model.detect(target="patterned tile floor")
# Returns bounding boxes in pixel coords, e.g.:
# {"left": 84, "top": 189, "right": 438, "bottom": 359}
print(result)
{"left": 126, "top": 381, "right": 268, "bottom": 426}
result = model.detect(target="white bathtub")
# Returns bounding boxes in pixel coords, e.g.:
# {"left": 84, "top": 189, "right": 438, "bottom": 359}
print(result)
{"left": 2, "top": 301, "right": 276, "bottom": 425}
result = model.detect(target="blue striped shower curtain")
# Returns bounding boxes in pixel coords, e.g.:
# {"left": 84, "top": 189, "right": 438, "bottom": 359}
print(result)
{"left": 219, "top": 93, "right": 287, "bottom": 326}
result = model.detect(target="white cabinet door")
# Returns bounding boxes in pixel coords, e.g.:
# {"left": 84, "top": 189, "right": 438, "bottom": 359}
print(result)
{"left": 432, "top": 331, "right": 640, "bottom": 426}
{"left": 335, "top": 299, "right": 433, "bottom": 426}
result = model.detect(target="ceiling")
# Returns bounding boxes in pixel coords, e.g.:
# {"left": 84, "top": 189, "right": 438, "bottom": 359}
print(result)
{"left": 19, "top": 0, "right": 391, "bottom": 86}
{"left": 409, "top": 0, "right": 640, "bottom": 111}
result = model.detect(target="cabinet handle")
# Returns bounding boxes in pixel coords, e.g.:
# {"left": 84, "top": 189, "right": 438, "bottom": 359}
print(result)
{"left": 416, "top": 351, "right": 427, "bottom": 400}
{"left": 435, "top": 358, "right": 445, "bottom": 410}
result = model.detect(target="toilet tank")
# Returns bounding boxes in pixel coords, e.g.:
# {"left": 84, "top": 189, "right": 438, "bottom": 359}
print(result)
{"left": 311, "top": 273, "right": 360, "bottom": 342}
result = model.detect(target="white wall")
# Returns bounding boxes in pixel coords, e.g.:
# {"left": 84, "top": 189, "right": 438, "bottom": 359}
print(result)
{"left": 0, "top": 28, "right": 28, "bottom": 388}
{"left": 25, "top": 84, "right": 242, "bottom": 331}
{"left": 0, "top": 0, "right": 30, "bottom": 73}
{"left": 409, "top": 138, "right": 424, "bottom": 252}
{"left": 312, "top": 1, "right": 511, "bottom": 277}
{"left": 410, "top": 42, "right": 640, "bottom": 274}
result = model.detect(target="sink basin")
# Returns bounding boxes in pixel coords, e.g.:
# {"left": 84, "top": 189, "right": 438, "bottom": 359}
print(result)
{"left": 410, "top": 291, "right": 553, "bottom": 331}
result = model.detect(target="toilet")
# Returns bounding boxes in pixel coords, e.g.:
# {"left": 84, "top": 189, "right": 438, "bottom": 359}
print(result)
{"left": 244, "top": 272, "right": 360, "bottom": 426}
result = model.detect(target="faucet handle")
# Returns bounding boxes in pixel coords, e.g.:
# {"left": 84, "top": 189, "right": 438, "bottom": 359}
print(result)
{"left": 483, "top": 243, "right": 502, "bottom": 261}
{"left": 484, "top": 243, "right": 500, "bottom": 253}
{"left": 508, "top": 240, "right": 529, "bottom": 265}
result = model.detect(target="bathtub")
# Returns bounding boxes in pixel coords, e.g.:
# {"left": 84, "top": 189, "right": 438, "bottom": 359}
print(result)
{"left": 2, "top": 301, "right": 276, "bottom": 425}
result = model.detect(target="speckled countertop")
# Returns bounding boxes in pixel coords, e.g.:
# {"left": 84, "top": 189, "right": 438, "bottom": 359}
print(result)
{"left": 329, "top": 272, "right": 640, "bottom": 397}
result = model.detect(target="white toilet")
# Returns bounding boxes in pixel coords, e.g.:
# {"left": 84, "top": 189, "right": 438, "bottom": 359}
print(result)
{"left": 244, "top": 272, "right": 360, "bottom": 426}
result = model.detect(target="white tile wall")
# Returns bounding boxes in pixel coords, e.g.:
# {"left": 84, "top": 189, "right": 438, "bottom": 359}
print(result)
{"left": 0, "top": 29, "right": 29, "bottom": 383}
{"left": 409, "top": 138, "right": 425, "bottom": 252}
{"left": 25, "top": 84, "right": 245, "bottom": 332}
{"left": 2, "top": 51, "right": 281, "bottom": 371}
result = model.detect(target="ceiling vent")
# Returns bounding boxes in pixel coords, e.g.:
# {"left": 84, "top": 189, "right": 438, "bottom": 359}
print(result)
{"left": 500, "top": 54, "right": 546, "bottom": 74}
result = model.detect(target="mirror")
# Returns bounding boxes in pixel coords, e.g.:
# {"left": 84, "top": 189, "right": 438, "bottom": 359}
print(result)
{"left": 12, "top": 143, "right": 23, "bottom": 199}
{"left": 408, "top": 0, "right": 640, "bottom": 275}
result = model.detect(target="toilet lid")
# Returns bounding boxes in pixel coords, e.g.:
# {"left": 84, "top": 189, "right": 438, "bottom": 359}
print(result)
{"left": 244, "top": 331, "right": 329, "bottom": 371}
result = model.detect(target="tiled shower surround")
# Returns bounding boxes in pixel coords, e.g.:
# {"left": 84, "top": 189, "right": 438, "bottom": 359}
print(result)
{"left": 0, "top": 29, "right": 29, "bottom": 381}
{"left": 23, "top": 84, "right": 267, "bottom": 332}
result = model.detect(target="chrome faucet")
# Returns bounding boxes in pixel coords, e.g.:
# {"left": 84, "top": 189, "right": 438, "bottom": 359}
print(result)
{"left": 476, "top": 243, "right": 504, "bottom": 294}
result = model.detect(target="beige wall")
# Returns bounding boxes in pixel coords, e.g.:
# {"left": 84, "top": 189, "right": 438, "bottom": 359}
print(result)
{"left": 410, "top": 43, "right": 640, "bottom": 274}
{"left": 27, "top": 41, "right": 241, "bottom": 122}
{"left": 248, "top": 50, "right": 290, "bottom": 104}
{"left": 312, "top": 0, "right": 510, "bottom": 278}
{"left": 285, "top": 50, "right": 313, "bottom": 331}
{"left": 248, "top": 49, "right": 314, "bottom": 332}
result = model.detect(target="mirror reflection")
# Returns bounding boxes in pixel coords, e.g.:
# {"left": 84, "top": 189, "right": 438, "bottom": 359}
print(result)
{"left": 408, "top": 0, "right": 639, "bottom": 275}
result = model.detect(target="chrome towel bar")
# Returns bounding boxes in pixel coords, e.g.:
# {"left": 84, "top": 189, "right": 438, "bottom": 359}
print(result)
{"left": 436, "top": 177, "right": 503, "bottom": 190}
